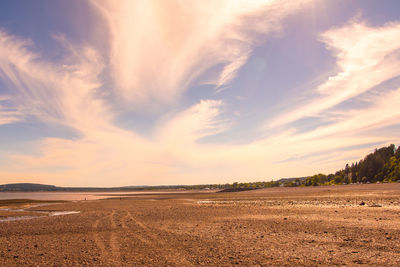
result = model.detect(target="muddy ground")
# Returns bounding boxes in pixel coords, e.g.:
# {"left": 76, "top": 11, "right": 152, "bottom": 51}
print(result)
{"left": 1, "top": 183, "right": 400, "bottom": 266}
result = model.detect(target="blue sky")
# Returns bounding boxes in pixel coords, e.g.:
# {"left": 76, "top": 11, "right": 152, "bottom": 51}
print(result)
{"left": 0, "top": 0, "right": 399, "bottom": 186}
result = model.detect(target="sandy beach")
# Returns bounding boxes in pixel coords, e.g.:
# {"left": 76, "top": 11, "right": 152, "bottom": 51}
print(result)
{"left": 1, "top": 183, "right": 400, "bottom": 266}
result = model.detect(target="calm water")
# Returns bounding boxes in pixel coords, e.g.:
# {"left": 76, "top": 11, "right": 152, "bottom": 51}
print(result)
{"left": 0, "top": 191, "right": 155, "bottom": 201}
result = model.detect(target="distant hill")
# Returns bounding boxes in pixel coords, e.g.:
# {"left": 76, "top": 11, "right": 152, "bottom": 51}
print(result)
{"left": 0, "top": 183, "right": 209, "bottom": 192}
{"left": 0, "top": 183, "right": 146, "bottom": 192}
{"left": 0, "top": 183, "right": 58, "bottom": 191}
{"left": 0, "top": 183, "right": 178, "bottom": 192}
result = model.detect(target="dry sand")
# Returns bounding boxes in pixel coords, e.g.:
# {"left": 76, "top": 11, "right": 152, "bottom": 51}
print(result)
{"left": 1, "top": 183, "right": 400, "bottom": 266}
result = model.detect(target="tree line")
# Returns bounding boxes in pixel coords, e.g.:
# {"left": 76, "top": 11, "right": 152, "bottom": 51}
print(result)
{"left": 296, "top": 144, "right": 400, "bottom": 187}
{"left": 203, "top": 144, "right": 400, "bottom": 190}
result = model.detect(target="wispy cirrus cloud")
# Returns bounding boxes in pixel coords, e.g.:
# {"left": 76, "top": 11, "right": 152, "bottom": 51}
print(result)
{"left": 90, "top": 0, "right": 313, "bottom": 105}
{"left": 268, "top": 20, "right": 400, "bottom": 128}
{"left": 0, "top": 29, "right": 107, "bottom": 130}
{"left": 257, "top": 19, "right": 400, "bottom": 170}
{"left": 156, "top": 100, "right": 227, "bottom": 145}
{"left": 0, "top": 28, "right": 234, "bottom": 185}
{"left": 286, "top": 88, "right": 400, "bottom": 144}
{"left": 0, "top": 95, "right": 21, "bottom": 125}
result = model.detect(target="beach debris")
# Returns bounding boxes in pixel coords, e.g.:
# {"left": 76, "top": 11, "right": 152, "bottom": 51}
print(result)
{"left": 359, "top": 201, "right": 365, "bottom": 206}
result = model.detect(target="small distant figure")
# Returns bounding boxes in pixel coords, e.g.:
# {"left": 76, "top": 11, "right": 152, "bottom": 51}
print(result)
{"left": 84, "top": 197, "right": 86, "bottom": 201}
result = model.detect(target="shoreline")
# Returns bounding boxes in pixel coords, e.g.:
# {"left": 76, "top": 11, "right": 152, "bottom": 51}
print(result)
{"left": 1, "top": 184, "right": 400, "bottom": 265}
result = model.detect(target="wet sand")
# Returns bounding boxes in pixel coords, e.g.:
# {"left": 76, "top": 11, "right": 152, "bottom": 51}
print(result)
{"left": 1, "top": 184, "right": 400, "bottom": 266}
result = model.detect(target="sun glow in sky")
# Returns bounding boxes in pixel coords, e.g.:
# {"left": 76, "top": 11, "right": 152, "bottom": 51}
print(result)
{"left": 0, "top": 0, "right": 400, "bottom": 186}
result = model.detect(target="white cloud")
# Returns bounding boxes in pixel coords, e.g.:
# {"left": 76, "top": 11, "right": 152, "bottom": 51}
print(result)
{"left": 0, "top": 29, "right": 108, "bottom": 131}
{"left": 0, "top": 96, "right": 21, "bottom": 125}
{"left": 0, "top": 28, "right": 232, "bottom": 185}
{"left": 0, "top": 99, "right": 230, "bottom": 186}
{"left": 268, "top": 20, "right": 400, "bottom": 128}
{"left": 90, "top": 0, "right": 313, "bottom": 105}
{"left": 286, "top": 88, "right": 400, "bottom": 144}
{"left": 155, "top": 100, "right": 226, "bottom": 144}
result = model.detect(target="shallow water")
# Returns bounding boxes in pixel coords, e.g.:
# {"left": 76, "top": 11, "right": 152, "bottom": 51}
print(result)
{"left": 0, "top": 216, "right": 40, "bottom": 222}
{"left": 0, "top": 210, "right": 80, "bottom": 222}
{"left": 0, "top": 191, "right": 141, "bottom": 201}
{"left": 49, "top": 211, "right": 80, "bottom": 216}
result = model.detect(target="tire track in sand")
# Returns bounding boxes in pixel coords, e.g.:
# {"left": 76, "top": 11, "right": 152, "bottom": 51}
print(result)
{"left": 122, "top": 211, "right": 192, "bottom": 266}
{"left": 92, "top": 210, "right": 121, "bottom": 264}
{"left": 92, "top": 215, "right": 110, "bottom": 261}
{"left": 121, "top": 211, "right": 152, "bottom": 245}
{"left": 109, "top": 210, "right": 121, "bottom": 260}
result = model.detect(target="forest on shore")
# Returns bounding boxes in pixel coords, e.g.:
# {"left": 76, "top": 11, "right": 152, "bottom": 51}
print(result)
{"left": 287, "top": 144, "right": 400, "bottom": 187}
{"left": 213, "top": 144, "right": 400, "bottom": 191}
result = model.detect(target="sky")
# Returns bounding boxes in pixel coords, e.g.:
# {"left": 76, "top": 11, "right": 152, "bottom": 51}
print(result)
{"left": 0, "top": 0, "right": 400, "bottom": 187}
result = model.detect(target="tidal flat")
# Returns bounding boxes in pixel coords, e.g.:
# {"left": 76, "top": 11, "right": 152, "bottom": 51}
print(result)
{"left": 1, "top": 184, "right": 400, "bottom": 266}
